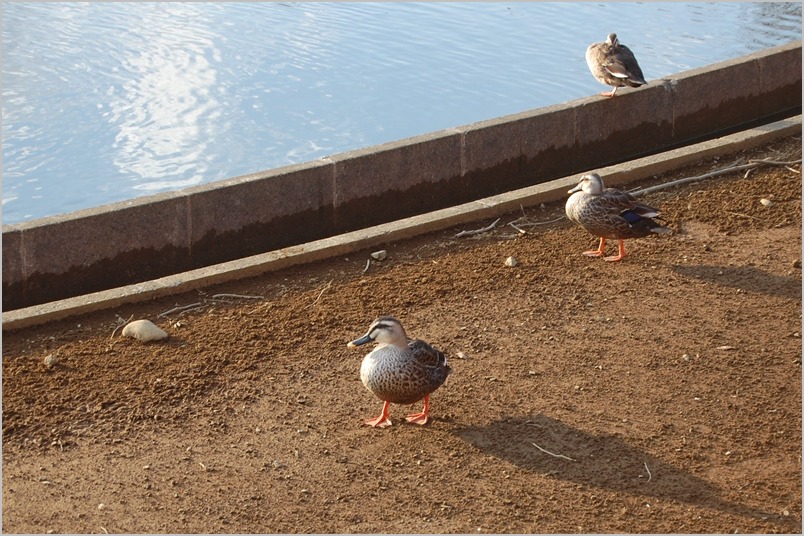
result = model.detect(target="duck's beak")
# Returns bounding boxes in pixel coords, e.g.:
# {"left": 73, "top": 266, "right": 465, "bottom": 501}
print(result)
{"left": 347, "top": 334, "right": 373, "bottom": 348}
{"left": 568, "top": 183, "right": 583, "bottom": 194}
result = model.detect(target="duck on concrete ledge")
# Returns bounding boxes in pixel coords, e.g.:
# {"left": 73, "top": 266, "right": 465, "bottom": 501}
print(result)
{"left": 586, "top": 32, "right": 647, "bottom": 97}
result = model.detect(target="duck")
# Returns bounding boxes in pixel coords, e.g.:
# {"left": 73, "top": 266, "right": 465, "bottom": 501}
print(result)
{"left": 565, "top": 172, "right": 671, "bottom": 262}
{"left": 586, "top": 33, "right": 647, "bottom": 97}
{"left": 347, "top": 316, "right": 451, "bottom": 428}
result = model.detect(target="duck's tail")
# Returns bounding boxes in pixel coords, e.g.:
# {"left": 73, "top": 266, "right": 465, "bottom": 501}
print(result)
{"left": 624, "top": 207, "right": 672, "bottom": 235}
{"left": 650, "top": 225, "right": 673, "bottom": 235}
{"left": 648, "top": 213, "right": 673, "bottom": 235}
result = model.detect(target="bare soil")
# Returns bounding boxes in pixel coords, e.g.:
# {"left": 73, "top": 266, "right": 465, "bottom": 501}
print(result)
{"left": 3, "top": 136, "right": 802, "bottom": 534}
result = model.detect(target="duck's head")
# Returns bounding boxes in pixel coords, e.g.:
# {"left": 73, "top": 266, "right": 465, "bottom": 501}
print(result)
{"left": 606, "top": 33, "right": 619, "bottom": 47}
{"left": 347, "top": 316, "right": 408, "bottom": 348}
{"left": 568, "top": 173, "right": 605, "bottom": 195}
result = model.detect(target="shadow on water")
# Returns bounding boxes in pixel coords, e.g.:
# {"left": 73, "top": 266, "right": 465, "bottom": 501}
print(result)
{"left": 671, "top": 264, "right": 802, "bottom": 301}
{"left": 455, "top": 414, "right": 800, "bottom": 531}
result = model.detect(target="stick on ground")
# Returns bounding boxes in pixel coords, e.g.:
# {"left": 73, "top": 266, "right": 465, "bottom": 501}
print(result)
{"left": 532, "top": 442, "right": 576, "bottom": 461}
{"left": 211, "top": 293, "right": 264, "bottom": 300}
{"left": 158, "top": 303, "right": 203, "bottom": 318}
{"left": 632, "top": 158, "right": 801, "bottom": 196}
{"left": 305, "top": 279, "right": 333, "bottom": 309}
{"left": 455, "top": 218, "right": 501, "bottom": 238}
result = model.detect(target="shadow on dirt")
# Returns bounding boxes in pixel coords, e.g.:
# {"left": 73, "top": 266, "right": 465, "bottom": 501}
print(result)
{"left": 672, "top": 264, "right": 802, "bottom": 300}
{"left": 455, "top": 414, "right": 800, "bottom": 531}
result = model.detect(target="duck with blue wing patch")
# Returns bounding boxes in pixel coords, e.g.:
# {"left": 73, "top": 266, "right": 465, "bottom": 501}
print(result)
{"left": 565, "top": 173, "right": 671, "bottom": 262}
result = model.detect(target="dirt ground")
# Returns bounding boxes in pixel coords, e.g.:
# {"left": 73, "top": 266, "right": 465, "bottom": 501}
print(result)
{"left": 2, "top": 135, "right": 802, "bottom": 534}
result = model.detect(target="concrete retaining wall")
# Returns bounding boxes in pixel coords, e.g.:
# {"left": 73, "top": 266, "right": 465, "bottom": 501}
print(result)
{"left": 3, "top": 41, "right": 801, "bottom": 311}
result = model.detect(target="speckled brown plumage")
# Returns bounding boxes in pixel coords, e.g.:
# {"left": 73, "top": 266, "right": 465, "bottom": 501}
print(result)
{"left": 566, "top": 173, "right": 671, "bottom": 261}
{"left": 348, "top": 316, "right": 451, "bottom": 428}
{"left": 586, "top": 33, "right": 647, "bottom": 97}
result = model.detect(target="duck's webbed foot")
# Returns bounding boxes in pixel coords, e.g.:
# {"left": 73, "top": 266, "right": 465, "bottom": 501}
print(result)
{"left": 404, "top": 395, "right": 431, "bottom": 426}
{"left": 603, "top": 240, "right": 627, "bottom": 262}
{"left": 365, "top": 401, "right": 393, "bottom": 428}
{"left": 583, "top": 237, "right": 607, "bottom": 257}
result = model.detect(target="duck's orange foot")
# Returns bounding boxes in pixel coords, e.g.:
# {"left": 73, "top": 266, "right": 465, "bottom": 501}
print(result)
{"left": 404, "top": 412, "right": 429, "bottom": 425}
{"left": 405, "top": 395, "right": 431, "bottom": 425}
{"left": 603, "top": 240, "right": 627, "bottom": 262}
{"left": 364, "top": 400, "right": 392, "bottom": 428}
{"left": 582, "top": 237, "right": 606, "bottom": 257}
{"left": 364, "top": 415, "right": 393, "bottom": 428}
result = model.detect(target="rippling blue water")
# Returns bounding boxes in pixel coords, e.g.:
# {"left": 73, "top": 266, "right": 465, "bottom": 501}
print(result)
{"left": 2, "top": 2, "right": 801, "bottom": 224}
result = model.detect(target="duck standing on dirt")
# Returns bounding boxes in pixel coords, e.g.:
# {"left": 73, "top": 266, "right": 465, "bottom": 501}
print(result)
{"left": 586, "top": 33, "right": 647, "bottom": 97}
{"left": 348, "top": 316, "right": 451, "bottom": 428}
{"left": 565, "top": 172, "right": 671, "bottom": 262}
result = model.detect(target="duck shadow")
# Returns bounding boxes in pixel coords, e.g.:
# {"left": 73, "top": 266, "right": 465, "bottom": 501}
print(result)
{"left": 671, "top": 264, "right": 801, "bottom": 300}
{"left": 455, "top": 414, "right": 799, "bottom": 530}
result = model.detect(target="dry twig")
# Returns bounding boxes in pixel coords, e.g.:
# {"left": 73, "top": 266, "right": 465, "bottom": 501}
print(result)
{"left": 158, "top": 303, "right": 203, "bottom": 318}
{"left": 513, "top": 215, "right": 566, "bottom": 228}
{"left": 508, "top": 222, "right": 527, "bottom": 235}
{"left": 644, "top": 462, "right": 652, "bottom": 482}
{"left": 454, "top": 218, "right": 501, "bottom": 238}
{"left": 109, "top": 315, "right": 134, "bottom": 341}
{"left": 211, "top": 293, "right": 263, "bottom": 300}
{"left": 749, "top": 158, "right": 802, "bottom": 166}
{"left": 632, "top": 157, "right": 802, "bottom": 197}
{"left": 304, "top": 279, "right": 333, "bottom": 309}
{"left": 725, "top": 211, "right": 760, "bottom": 220}
{"left": 531, "top": 442, "right": 576, "bottom": 461}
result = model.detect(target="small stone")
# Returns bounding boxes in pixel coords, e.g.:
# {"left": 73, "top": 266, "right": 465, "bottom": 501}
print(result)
{"left": 122, "top": 319, "right": 168, "bottom": 342}
{"left": 43, "top": 354, "right": 58, "bottom": 368}
{"left": 759, "top": 198, "right": 773, "bottom": 207}
{"left": 793, "top": 259, "right": 801, "bottom": 269}
{"left": 504, "top": 256, "right": 518, "bottom": 267}
{"left": 97, "top": 503, "right": 105, "bottom": 510}
{"left": 370, "top": 250, "right": 387, "bottom": 261}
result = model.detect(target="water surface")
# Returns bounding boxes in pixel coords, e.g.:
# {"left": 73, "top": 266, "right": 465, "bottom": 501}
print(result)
{"left": 2, "top": 2, "right": 801, "bottom": 224}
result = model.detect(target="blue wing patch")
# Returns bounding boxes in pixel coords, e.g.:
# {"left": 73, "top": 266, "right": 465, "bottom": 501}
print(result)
{"left": 621, "top": 209, "right": 644, "bottom": 225}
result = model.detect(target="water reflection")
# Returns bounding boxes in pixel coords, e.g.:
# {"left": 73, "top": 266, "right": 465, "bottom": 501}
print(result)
{"left": 108, "top": 4, "right": 222, "bottom": 191}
